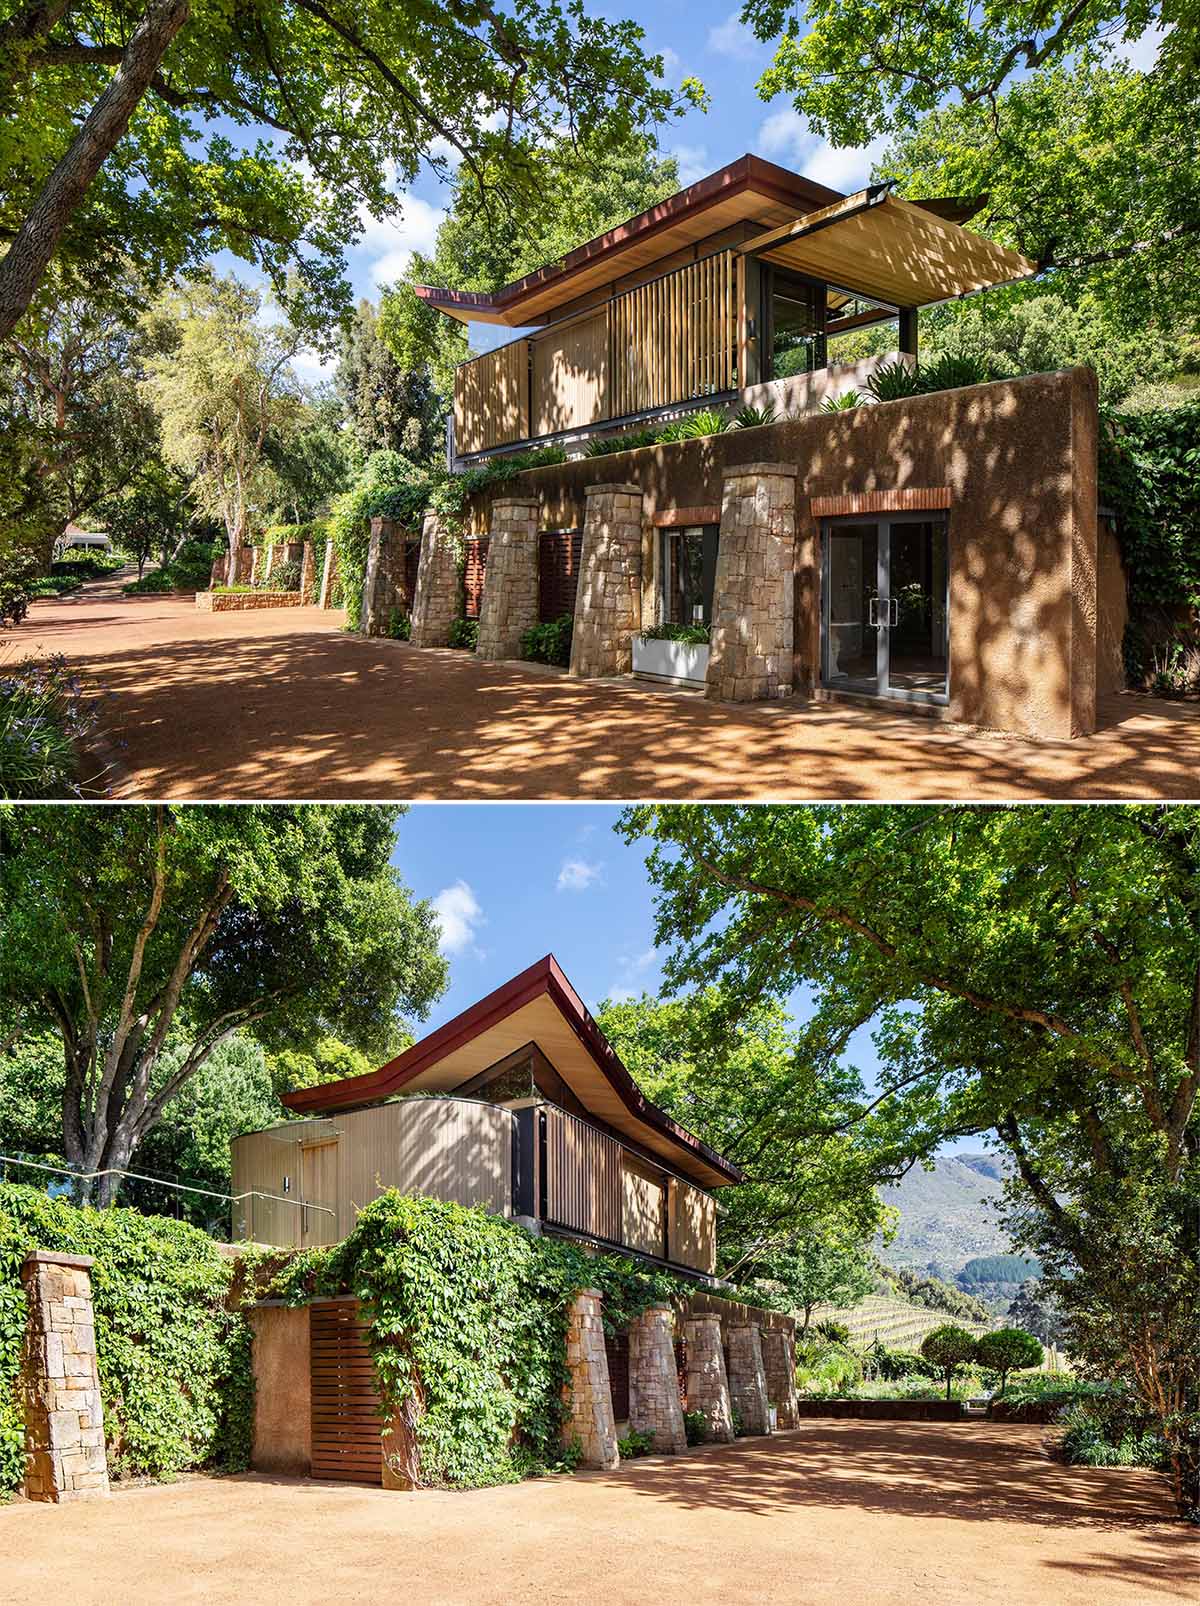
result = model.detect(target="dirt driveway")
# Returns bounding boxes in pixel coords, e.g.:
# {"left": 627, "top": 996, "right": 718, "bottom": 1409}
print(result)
{"left": 16, "top": 577, "right": 1200, "bottom": 799}
{"left": 0, "top": 1423, "right": 1192, "bottom": 1606}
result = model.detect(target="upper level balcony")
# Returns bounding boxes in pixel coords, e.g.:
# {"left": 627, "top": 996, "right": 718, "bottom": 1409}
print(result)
{"left": 416, "top": 160, "right": 1036, "bottom": 467}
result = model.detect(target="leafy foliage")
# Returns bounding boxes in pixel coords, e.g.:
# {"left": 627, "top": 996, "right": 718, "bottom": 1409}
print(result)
{"left": 617, "top": 1428, "right": 656, "bottom": 1458}
{"left": 520, "top": 614, "right": 574, "bottom": 668}
{"left": 0, "top": 652, "right": 100, "bottom": 800}
{"left": 639, "top": 622, "right": 711, "bottom": 646}
{"left": 121, "top": 538, "right": 221, "bottom": 595}
{"left": 271, "top": 1192, "right": 681, "bottom": 1488}
{"left": 1101, "top": 403, "right": 1200, "bottom": 611}
{"left": 974, "top": 1327, "right": 1043, "bottom": 1392}
{"left": 448, "top": 618, "right": 479, "bottom": 651}
{"left": 920, "top": 1324, "right": 980, "bottom": 1398}
{"left": 335, "top": 301, "right": 441, "bottom": 467}
{"left": 0, "top": 1184, "right": 256, "bottom": 1493}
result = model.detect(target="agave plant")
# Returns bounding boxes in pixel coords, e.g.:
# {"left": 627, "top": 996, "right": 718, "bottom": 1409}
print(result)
{"left": 653, "top": 419, "right": 690, "bottom": 442}
{"left": 679, "top": 407, "right": 731, "bottom": 438}
{"left": 866, "top": 359, "right": 923, "bottom": 402}
{"left": 585, "top": 428, "right": 658, "bottom": 457}
{"left": 916, "top": 352, "right": 994, "bottom": 393}
{"left": 732, "top": 401, "right": 778, "bottom": 430}
{"left": 821, "top": 389, "right": 864, "bottom": 412}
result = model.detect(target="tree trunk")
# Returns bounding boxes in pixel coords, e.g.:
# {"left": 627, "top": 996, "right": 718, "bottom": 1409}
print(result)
{"left": 0, "top": 0, "right": 191, "bottom": 343}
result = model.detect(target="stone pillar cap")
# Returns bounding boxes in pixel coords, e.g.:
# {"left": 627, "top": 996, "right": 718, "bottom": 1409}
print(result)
{"left": 722, "top": 461, "right": 799, "bottom": 480}
{"left": 574, "top": 1286, "right": 604, "bottom": 1300}
{"left": 22, "top": 1249, "right": 95, "bottom": 1271}
{"left": 489, "top": 495, "right": 539, "bottom": 511}
{"left": 585, "top": 481, "right": 642, "bottom": 497}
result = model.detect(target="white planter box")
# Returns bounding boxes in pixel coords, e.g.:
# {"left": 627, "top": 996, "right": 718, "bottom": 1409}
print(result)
{"left": 632, "top": 636, "right": 710, "bottom": 688}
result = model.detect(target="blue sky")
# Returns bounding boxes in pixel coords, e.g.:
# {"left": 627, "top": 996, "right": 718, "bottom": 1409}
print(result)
{"left": 390, "top": 803, "right": 982, "bottom": 1156}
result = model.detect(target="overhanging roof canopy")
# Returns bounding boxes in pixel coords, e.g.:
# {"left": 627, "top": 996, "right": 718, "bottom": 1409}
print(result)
{"left": 283, "top": 955, "right": 740, "bottom": 1189}
{"left": 740, "top": 184, "right": 1035, "bottom": 307}
{"left": 414, "top": 154, "right": 843, "bottom": 328}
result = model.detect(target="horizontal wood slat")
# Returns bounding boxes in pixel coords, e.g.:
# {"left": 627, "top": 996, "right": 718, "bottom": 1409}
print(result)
{"left": 309, "top": 1301, "right": 382, "bottom": 1487}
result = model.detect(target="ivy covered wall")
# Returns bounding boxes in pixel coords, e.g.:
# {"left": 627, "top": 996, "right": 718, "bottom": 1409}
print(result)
{"left": 0, "top": 1185, "right": 257, "bottom": 1495}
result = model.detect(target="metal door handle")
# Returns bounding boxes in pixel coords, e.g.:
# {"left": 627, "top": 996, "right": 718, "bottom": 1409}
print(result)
{"left": 868, "top": 597, "right": 879, "bottom": 627}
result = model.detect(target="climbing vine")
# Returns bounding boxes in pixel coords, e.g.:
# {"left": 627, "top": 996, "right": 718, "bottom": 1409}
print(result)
{"left": 1101, "top": 403, "right": 1200, "bottom": 609}
{"left": 0, "top": 1185, "right": 259, "bottom": 1493}
{"left": 272, "top": 1192, "right": 681, "bottom": 1489}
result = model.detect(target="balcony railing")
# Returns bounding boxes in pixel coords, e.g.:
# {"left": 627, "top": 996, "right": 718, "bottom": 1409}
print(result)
{"left": 454, "top": 249, "right": 739, "bottom": 457}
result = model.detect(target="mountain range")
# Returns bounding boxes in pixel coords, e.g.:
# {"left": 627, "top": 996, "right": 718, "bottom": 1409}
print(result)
{"left": 875, "top": 1152, "right": 1013, "bottom": 1276}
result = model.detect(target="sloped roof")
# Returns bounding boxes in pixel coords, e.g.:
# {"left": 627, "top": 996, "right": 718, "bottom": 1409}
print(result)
{"left": 283, "top": 955, "right": 740, "bottom": 1188}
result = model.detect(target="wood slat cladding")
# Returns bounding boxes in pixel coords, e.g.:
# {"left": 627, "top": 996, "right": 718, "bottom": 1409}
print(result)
{"left": 606, "top": 1329, "right": 631, "bottom": 1422}
{"left": 309, "top": 1301, "right": 383, "bottom": 1485}
{"left": 403, "top": 538, "right": 421, "bottom": 608}
{"left": 544, "top": 1105, "right": 623, "bottom": 1242}
{"left": 669, "top": 1179, "right": 718, "bottom": 1275}
{"left": 621, "top": 1152, "right": 665, "bottom": 1259}
{"left": 538, "top": 530, "right": 583, "bottom": 621}
{"left": 533, "top": 309, "right": 608, "bottom": 436}
{"left": 455, "top": 341, "right": 530, "bottom": 454}
{"left": 464, "top": 536, "right": 489, "bottom": 619}
{"left": 612, "top": 251, "right": 737, "bottom": 417}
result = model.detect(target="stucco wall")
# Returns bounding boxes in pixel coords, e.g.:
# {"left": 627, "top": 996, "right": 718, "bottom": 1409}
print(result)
{"left": 249, "top": 1305, "right": 311, "bottom": 1475}
{"left": 1097, "top": 517, "right": 1129, "bottom": 697}
{"left": 470, "top": 367, "right": 1101, "bottom": 740}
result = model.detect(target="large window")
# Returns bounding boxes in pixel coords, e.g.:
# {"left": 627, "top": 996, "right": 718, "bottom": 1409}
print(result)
{"left": 762, "top": 266, "right": 828, "bottom": 379}
{"left": 661, "top": 525, "right": 719, "bottom": 627}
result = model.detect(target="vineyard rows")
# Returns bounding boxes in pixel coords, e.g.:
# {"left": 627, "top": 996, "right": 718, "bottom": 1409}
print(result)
{"left": 813, "top": 1295, "right": 994, "bottom": 1349}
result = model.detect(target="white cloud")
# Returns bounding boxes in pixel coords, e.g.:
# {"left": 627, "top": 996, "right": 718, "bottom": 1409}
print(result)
{"left": 658, "top": 45, "right": 684, "bottom": 86}
{"left": 707, "top": 11, "right": 761, "bottom": 60}
{"left": 758, "top": 109, "right": 887, "bottom": 192}
{"left": 431, "top": 880, "right": 485, "bottom": 955}
{"left": 357, "top": 187, "right": 446, "bottom": 289}
{"left": 670, "top": 143, "right": 710, "bottom": 187}
{"left": 556, "top": 857, "right": 604, "bottom": 893}
{"left": 606, "top": 987, "right": 638, "bottom": 1004}
{"left": 1111, "top": 21, "right": 1166, "bottom": 70}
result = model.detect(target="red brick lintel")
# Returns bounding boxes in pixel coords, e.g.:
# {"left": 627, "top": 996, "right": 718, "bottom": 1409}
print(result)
{"left": 810, "top": 488, "right": 952, "bottom": 517}
{"left": 652, "top": 505, "right": 721, "bottom": 528}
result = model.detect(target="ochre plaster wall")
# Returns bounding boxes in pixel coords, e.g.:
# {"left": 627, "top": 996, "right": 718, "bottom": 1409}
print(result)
{"left": 471, "top": 368, "right": 1102, "bottom": 740}
{"left": 249, "top": 1305, "right": 311, "bottom": 1476}
{"left": 1097, "top": 518, "right": 1129, "bottom": 698}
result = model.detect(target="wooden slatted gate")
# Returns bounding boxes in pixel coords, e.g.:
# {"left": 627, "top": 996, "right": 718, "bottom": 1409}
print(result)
{"left": 309, "top": 1300, "right": 383, "bottom": 1485}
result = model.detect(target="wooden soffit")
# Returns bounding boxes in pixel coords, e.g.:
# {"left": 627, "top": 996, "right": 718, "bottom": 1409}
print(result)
{"left": 740, "top": 186, "right": 1036, "bottom": 308}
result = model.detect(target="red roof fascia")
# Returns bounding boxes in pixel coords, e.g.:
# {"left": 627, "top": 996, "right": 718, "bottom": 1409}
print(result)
{"left": 282, "top": 954, "right": 742, "bottom": 1184}
{"left": 413, "top": 154, "right": 844, "bottom": 322}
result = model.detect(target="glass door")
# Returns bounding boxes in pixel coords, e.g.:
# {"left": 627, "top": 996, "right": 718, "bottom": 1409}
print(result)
{"left": 821, "top": 516, "right": 949, "bottom": 703}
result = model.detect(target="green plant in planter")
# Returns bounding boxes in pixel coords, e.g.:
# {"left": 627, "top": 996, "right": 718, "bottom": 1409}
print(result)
{"left": 679, "top": 408, "right": 730, "bottom": 438}
{"left": 448, "top": 617, "right": 479, "bottom": 650}
{"left": 585, "top": 429, "right": 659, "bottom": 457}
{"left": 917, "top": 353, "right": 993, "bottom": 393}
{"left": 640, "top": 622, "right": 711, "bottom": 646}
{"left": 732, "top": 402, "right": 778, "bottom": 429}
{"left": 617, "top": 1428, "right": 656, "bottom": 1458}
{"left": 867, "top": 360, "right": 923, "bottom": 402}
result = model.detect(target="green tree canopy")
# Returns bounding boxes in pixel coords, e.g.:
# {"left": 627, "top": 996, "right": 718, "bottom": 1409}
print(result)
{"left": 335, "top": 300, "right": 442, "bottom": 467}
{"left": 0, "top": 804, "right": 447, "bottom": 1205}
{"left": 381, "top": 134, "right": 683, "bottom": 399}
{"left": 975, "top": 1327, "right": 1043, "bottom": 1393}
{"left": 0, "top": 0, "right": 696, "bottom": 341}
{"left": 919, "top": 1323, "right": 979, "bottom": 1398}
{"left": 620, "top": 802, "right": 1200, "bottom": 1512}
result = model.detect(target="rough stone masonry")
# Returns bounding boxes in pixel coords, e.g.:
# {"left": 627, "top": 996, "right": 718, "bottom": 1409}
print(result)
{"left": 19, "top": 1250, "right": 109, "bottom": 1502}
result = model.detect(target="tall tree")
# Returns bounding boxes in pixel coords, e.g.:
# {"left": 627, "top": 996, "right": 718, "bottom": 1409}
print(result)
{"left": 620, "top": 803, "right": 1200, "bottom": 1513}
{"left": 0, "top": 804, "right": 448, "bottom": 1205}
{"left": 141, "top": 275, "right": 302, "bottom": 576}
{"left": 0, "top": 0, "right": 693, "bottom": 341}
{"left": 595, "top": 989, "right": 886, "bottom": 1288}
{"left": 382, "top": 135, "right": 683, "bottom": 400}
{"left": 335, "top": 300, "right": 441, "bottom": 466}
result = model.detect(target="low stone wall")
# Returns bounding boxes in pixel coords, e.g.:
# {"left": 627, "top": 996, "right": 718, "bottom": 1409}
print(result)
{"left": 196, "top": 591, "right": 305, "bottom": 611}
{"left": 794, "top": 1399, "right": 967, "bottom": 1421}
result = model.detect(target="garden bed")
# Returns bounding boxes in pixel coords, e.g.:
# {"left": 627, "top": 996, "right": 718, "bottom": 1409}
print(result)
{"left": 197, "top": 590, "right": 305, "bottom": 611}
{"left": 795, "top": 1399, "right": 967, "bottom": 1421}
{"left": 632, "top": 635, "right": 710, "bottom": 688}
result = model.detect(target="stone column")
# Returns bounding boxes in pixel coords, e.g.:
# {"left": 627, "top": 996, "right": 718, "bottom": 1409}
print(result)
{"left": 476, "top": 496, "right": 539, "bottom": 661}
{"left": 410, "top": 510, "right": 461, "bottom": 648}
{"left": 684, "top": 1313, "right": 734, "bottom": 1443}
{"left": 569, "top": 481, "right": 644, "bottom": 678}
{"left": 706, "top": 461, "right": 799, "bottom": 702}
{"left": 19, "top": 1250, "right": 109, "bottom": 1502}
{"left": 300, "top": 540, "right": 317, "bottom": 603}
{"left": 361, "top": 515, "right": 405, "bottom": 636}
{"left": 760, "top": 1326, "right": 799, "bottom": 1430}
{"left": 562, "top": 1289, "right": 619, "bottom": 1471}
{"left": 318, "top": 539, "right": 336, "bottom": 608}
{"left": 628, "top": 1304, "right": 686, "bottom": 1454}
{"left": 725, "top": 1323, "right": 771, "bottom": 1437}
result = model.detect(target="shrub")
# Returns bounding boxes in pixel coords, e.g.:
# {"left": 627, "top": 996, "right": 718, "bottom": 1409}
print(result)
{"left": 122, "top": 539, "right": 221, "bottom": 595}
{"left": 679, "top": 408, "right": 730, "bottom": 438}
{"left": 639, "top": 622, "right": 710, "bottom": 647}
{"left": 919, "top": 1324, "right": 981, "bottom": 1399}
{"left": 0, "top": 651, "right": 99, "bottom": 799}
{"left": 520, "top": 613, "right": 573, "bottom": 667}
{"left": 683, "top": 1410, "right": 709, "bottom": 1446}
{"left": 617, "top": 1428, "right": 656, "bottom": 1458}
{"left": 917, "top": 352, "right": 993, "bottom": 392}
{"left": 821, "top": 390, "right": 863, "bottom": 411}
{"left": 732, "top": 402, "right": 778, "bottom": 429}
{"left": 861, "top": 1340, "right": 940, "bottom": 1383}
{"left": 388, "top": 610, "right": 412, "bottom": 641}
{"left": 867, "top": 360, "right": 923, "bottom": 402}
{"left": 974, "top": 1328, "right": 1043, "bottom": 1393}
{"left": 0, "top": 543, "right": 38, "bottom": 628}
{"left": 264, "top": 558, "right": 303, "bottom": 592}
{"left": 1059, "top": 1393, "right": 1166, "bottom": 1471}
{"left": 0, "top": 1184, "right": 256, "bottom": 1492}
{"left": 811, "top": 1319, "right": 851, "bottom": 1346}
{"left": 448, "top": 617, "right": 479, "bottom": 650}
{"left": 585, "top": 429, "right": 659, "bottom": 457}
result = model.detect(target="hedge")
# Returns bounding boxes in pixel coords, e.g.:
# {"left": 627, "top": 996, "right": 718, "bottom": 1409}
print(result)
{"left": 0, "top": 1184, "right": 257, "bottom": 1493}
{"left": 271, "top": 1191, "right": 679, "bottom": 1489}
{"left": 1101, "top": 402, "right": 1200, "bottom": 609}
